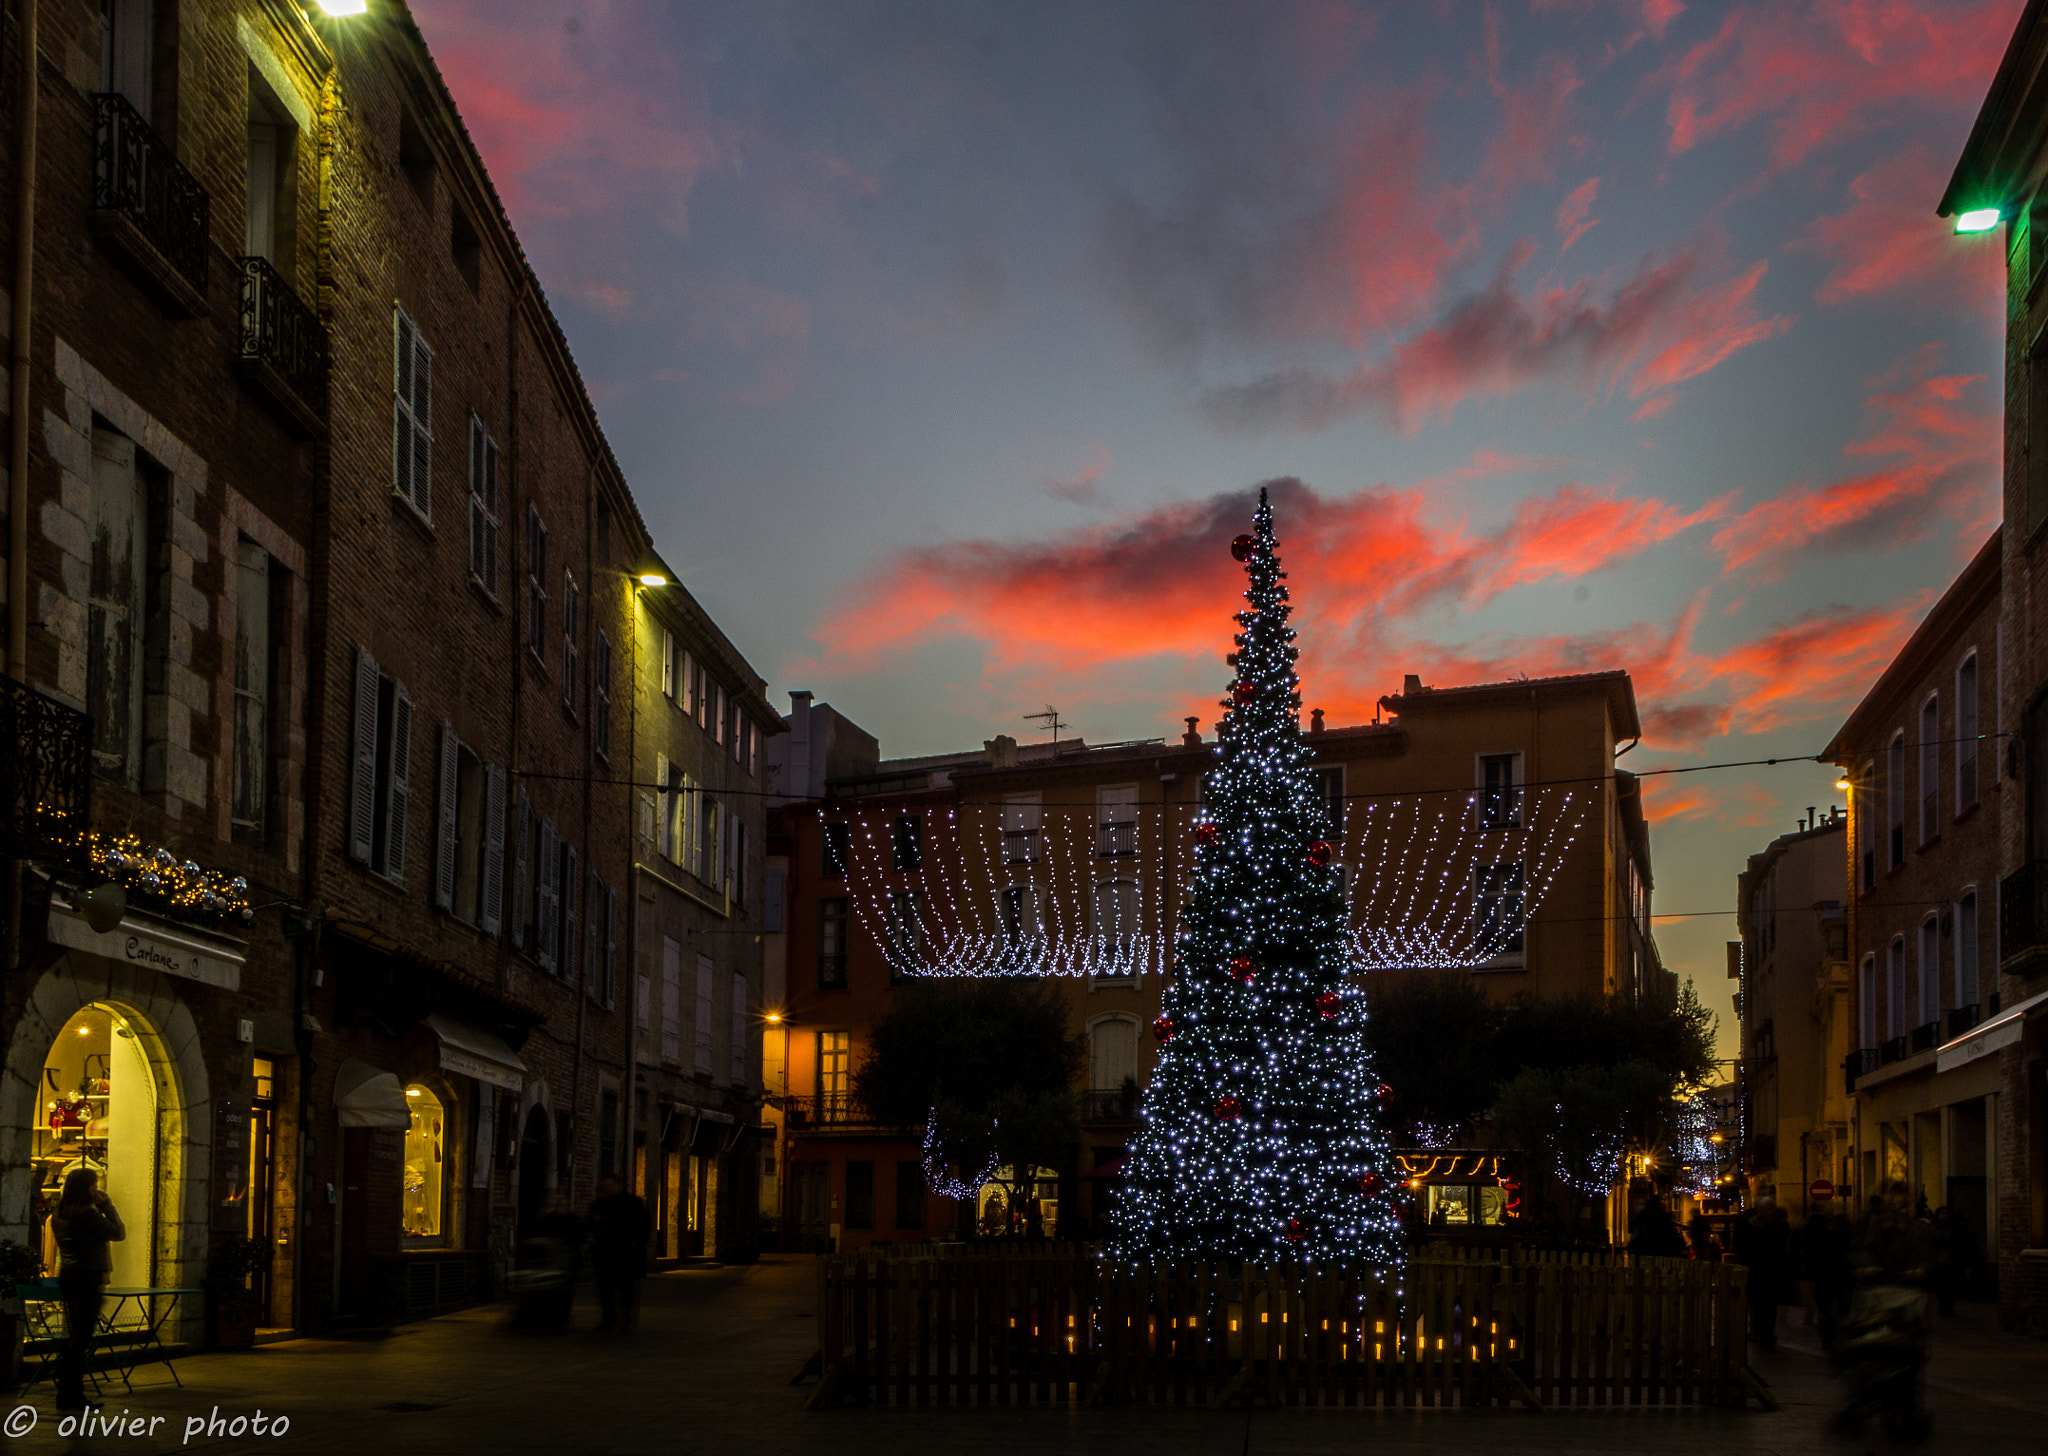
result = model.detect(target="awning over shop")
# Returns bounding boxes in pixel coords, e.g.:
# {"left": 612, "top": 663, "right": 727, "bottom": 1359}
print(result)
{"left": 48, "top": 897, "right": 246, "bottom": 991}
{"left": 1936, "top": 988, "right": 2048, "bottom": 1074}
{"left": 334, "top": 1059, "right": 411, "bottom": 1128}
{"left": 426, "top": 1013, "right": 527, "bottom": 1091}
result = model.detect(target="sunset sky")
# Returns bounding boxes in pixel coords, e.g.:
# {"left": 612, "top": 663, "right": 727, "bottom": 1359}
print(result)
{"left": 411, "top": 0, "right": 2018, "bottom": 1048}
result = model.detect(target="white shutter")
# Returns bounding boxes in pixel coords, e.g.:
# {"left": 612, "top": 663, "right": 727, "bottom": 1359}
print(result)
{"left": 481, "top": 765, "right": 507, "bottom": 934}
{"left": 584, "top": 870, "right": 602, "bottom": 997}
{"left": 385, "top": 686, "right": 414, "bottom": 883}
{"left": 694, "top": 955, "right": 714, "bottom": 1073}
{"left": 561, "top": 845, "right": 579, "bottom": 983}
{"left": 655, "top": 752, "right": 670, "bottom": 859}
{"left": 636, "top": 971, "right": 651, "bottom": 1031}
{"left": 508, "top": 790, "right": 530, "bottom": 949}
{"left": 603, "top": 884, "right": 618, "bottom": 1009}
{"left": 730, "top": 973, "right": 747, "bottom": 1084}
{"left": 349, "top": 646, "right": 380, "bottom": 862}
{"left": 661, "top": 938, "right": 682, "bottom": 1064}
{"left": 393, "top": 312, "right": 414, "bottom": 506}
{"left": 536, "top": 819, "right": 558, "bottom": 971}
{"left": 411, "top": 334, "right": 433, "bottom": 520}
{"left": 661, "top": 629, "right": 675, "bottom": 698}
{"left": 681, "top": 651, "right": 694, "bottom": 716}
{"left": 435, "top": 723, "right": 459, "bottom": 910}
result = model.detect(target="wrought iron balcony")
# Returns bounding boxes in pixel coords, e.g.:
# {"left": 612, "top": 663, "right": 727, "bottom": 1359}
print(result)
{"left": 0, "top": 677, "right": 92, "bottom": 863}
{"left": 236, "top": 256, "right": 327, "bottom": 436}
{"left": 1947, "top": 1002, "right": 1982, "bottom": 1038}
{"left": 2002, "top": 861, "right": 2048, "bottom": 966}
{"left": 90, "top": 94, "right": 210, "bottom": 316}
{"left": 1879, "top": 1035, "right": 1908, "bottom": 1065}
{"left": 1097, "top": 821, "right": 1137, "bottom": 857}
{"left": 1910, "top": 1020, "right": 1940, "bottom": 1054}
{"left": 783, "top": 1093, "right": 880, "bottom": 1130}
{"left": 1844, "top": 1047, "right": 1879, "bottom": 1093}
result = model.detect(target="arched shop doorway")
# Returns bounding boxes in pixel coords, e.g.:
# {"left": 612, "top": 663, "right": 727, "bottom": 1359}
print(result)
{"left": 34, "top": 1005, "right": 160, "bottom": 1287}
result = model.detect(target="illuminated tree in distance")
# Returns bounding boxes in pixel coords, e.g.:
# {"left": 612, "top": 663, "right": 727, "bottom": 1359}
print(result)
{"left": 1109, "top": 488, "right": 1402, "bottom": 1265}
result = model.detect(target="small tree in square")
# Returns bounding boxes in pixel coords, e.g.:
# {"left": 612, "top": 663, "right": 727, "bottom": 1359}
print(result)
{"left": 1108, "top": 488, "right": 1401, "bottom": 1265}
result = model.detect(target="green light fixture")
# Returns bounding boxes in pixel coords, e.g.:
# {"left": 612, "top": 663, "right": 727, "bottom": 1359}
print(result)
{"left": 1955, "top": 207, "right": 2002, "bottom": 234}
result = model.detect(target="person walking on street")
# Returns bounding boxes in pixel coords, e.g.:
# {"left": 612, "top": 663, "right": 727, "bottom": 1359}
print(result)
{"left": 1733, "top": 1195, "right": 1791, "bottom": 1351}
{"left": 1628, "top": 1197, "right": 1687, "bottom": 1258}
{"left": 1801, "top": 1204, "right": 1854, "bottom": 1350}
{"left": 1687, "top": 1213, "right": 1722, "bottom": 1262}
{"left": 49, "top": 1168, "right": 124, "bottom": 1412}
{"left": 588, "top": 1175, "right": 652, "bottom": 1333}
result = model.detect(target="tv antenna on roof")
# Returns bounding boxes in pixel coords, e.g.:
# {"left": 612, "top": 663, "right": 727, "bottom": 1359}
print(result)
{"left": 1023, "top": 706, "right": 1065, "bottom": 750}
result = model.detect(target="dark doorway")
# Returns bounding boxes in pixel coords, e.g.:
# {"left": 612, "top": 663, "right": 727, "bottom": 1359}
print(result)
{"left": 793, "top": 1161, "right": 830, "bottom": 1252}
{"left": 517, "top": 1104, "right": 551, "bottom": 1241}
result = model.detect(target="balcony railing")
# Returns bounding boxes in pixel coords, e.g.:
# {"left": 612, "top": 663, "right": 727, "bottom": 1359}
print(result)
{"left": 91, "top": 93, "right": 209, "bottom": 308}
{"left": 1097, "top": 821, "right": 1137, "bottom": 857}
{"left": 2002, "top": 861, "right": 2048, "bottom": 963}
{"left": 237, "top": 256, "right": 327, "bottom": 432}
{"left": 1947, "top": 1003, "right": 1982, "bottom": 1038}
{"left": 0, "top": 678, "right": 92, "bottom": 863}
{"left": 1845, "top": 1047, "right": 1879, "bottom": 1093}
{"left": 784, "top": 1094, "right": 884, "bottom": 1130}
{"left": 1002, "top": 828, "right": 1041, "bottom": 864}
{"left": 1909, "top": 1020, "right": 1940, "bottom": 1054}
{"left": 1879, "top": 1035, "right": 1908, "bottom": 1065}
{"left": 1083, "top": 1087, "right": 1141, "bottom": 1123}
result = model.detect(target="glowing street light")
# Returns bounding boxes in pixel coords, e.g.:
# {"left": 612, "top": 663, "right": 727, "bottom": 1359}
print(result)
{"left": 638, "top": 573, "right": 671, "bottom": 587}
{"left": 315, "top": 0, "right": 369, "bottom": 15}
{"left": 1955, "top": 207, "right": 2002, "bottom": 234}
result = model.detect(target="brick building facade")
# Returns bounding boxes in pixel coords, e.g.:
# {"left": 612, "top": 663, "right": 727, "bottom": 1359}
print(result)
{"left": 0, "top": 0, "right": 765, "bottom": 1342}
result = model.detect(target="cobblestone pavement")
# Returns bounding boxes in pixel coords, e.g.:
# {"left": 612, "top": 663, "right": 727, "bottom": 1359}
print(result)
{"left": 3, "top": 1257, "right": 2043, "bottom": 1455}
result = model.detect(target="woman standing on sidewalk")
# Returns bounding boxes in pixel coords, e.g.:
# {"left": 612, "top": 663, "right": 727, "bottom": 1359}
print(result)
{"left": 49, "top": 1168, "right": 124, "bottom": 1412}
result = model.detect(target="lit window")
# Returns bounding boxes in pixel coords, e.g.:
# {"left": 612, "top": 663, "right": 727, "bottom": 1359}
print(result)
{"left": 402, "top": 1085, "right": 446, "bottom": 1242}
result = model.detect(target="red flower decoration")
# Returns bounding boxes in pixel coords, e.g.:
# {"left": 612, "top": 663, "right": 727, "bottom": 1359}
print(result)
{"left": 1283, "top": 1218, "right": 1308, "bottom": 1245}
{"left": 1306, "top": 839, "right": 1333, "bottom": 867}
{"left": 1357, "top": 1172, "right": 1381, "bottom": 1196}
{"left": 1213, "top": 1095, "right": 1242, "bottom": 1121}
{"left": 1230, "top": 533, "right": 1255, "bottom": 562}
{"left": 1152, "top": 1015, "right": 1176, "bottom": 1044}
{"left": 1228, "top": 956, "right": 1255, "bottom": 984}
{"left": 1193, "top": 821, "right": 1219, "bottom": 848}
{"left": 1315, "top": 990, "right": 1341, "bottom": 1020}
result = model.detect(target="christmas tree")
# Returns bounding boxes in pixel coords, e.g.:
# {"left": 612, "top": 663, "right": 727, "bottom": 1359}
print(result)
{"left": 1109, "top": 488, "right": 1402, "bottom": 1265}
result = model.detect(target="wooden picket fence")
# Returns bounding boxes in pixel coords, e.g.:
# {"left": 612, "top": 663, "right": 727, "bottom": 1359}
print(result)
{"left": 808, "top": 1250, "right": 1768, "bottom": 1410}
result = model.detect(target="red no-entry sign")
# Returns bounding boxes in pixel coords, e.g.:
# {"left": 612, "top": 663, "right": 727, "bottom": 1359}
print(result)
{"left": 1809, "top": 1179, "right": 1835, "bottom": 1202}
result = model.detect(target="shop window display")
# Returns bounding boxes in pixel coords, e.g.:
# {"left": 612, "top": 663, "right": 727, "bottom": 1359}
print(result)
{"left": 34, "top": 1004, "right": 157, "bottom": 1287}
{"left": 1423, "top": 1183, "right": 1508, "bottom": 1228}
{"left": 403, "top": 1085, "right": 446, "bottom": 1243}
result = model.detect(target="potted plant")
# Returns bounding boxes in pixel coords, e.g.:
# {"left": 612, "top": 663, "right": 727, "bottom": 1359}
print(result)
{"left": 203, "top": 1236, "right": 272, "bottom": 1350}
{"left": 0, "top": 1241, "right": 42, "bottom": 1388}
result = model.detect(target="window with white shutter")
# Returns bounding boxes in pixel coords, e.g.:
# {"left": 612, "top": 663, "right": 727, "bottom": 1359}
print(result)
{"left": 593, "top": 628, "right": 611, "bottom": 757}
{"left": 526, "top": 507, "right": 548, "bottom": 665}
{"left": 381, "top": 684, "right": 413, "bottom": 883}
{"left": 730, "top": 973, "right": 747, "bottom": 1084}
{"left": 468, "top": 416, "right": 499, "bottom": 595}
{"left": 584, "top": 869, "right": 602, "bottom": 1000}
{"left": 661, "top": 629, "right": 676, "bottom": 700}
{"left": 654, "top": 752, "right": 671, "bottom": 860}
{"left": 561, "top": 572, "right": 581, "bottom": 718}
{"left": 660, "top": 938, "right": 682, "bottom": 1064}
{"left": 636, "top": 968, "right": 651, "bottom": 1032}
{"left": 393, "top": 307, "right": 432, "bottom": 521}
{"left": 695, "top": 954, "right": 715, "bottom": 1073}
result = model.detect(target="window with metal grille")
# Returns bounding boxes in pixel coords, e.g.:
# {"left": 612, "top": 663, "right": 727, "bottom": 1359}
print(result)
{"left": 1475, "top": 863, "right": 1525, "bottom": 956}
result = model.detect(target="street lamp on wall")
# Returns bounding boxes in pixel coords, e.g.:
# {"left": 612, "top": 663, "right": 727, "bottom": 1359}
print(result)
{"left": 314, "top": 0, "right": 369, "bottom": 15}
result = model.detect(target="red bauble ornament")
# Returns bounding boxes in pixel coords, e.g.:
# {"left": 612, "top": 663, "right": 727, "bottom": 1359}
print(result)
{"left": 1315, "top": 990, "right": 1341, "bottom": 1020}
{"left": 1152, "top": 1015, "right": 1176, "bottom": 1044}
{"left": 1283, "top": 1218, "right": 1308, "bottom": 1245}
{"left": 1230, "top": 533, "right": 1255, "bottom": 562}
{"left": 1378, "top": 1083, "right": 1393, "bottom": 1101}
{"left": 1357, "top": 1172, "right": 1381, "bottom": 1196}
{"left": 1228, "top": 956, "right": 1255, "bottom": 984}
{"left": 1193, "top": 821, "right": 1219, "bottom": 849}
{"left": 1213, "top": 1095, "right": 1242, "bottom": 1121}
{"left": 1231, "top": 680, "right": 1257, "bottom": 705}
{"left": 1307, "top": 839, "right": 1333, "bottom": 867}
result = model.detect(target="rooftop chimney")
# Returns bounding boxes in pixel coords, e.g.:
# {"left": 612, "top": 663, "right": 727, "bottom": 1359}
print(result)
{"left": 788, "top": 690, "right": 814, "bottom": 799}
{"left": 1310, "top": 708, "right": 1325, "bottom": 735}
{"left": 983, "top": 733, "right": 1020, "bottom": 769}
{"left": 1183, "top": 716, "right": 1201, "bottom": 747}
{"left": 1402, "top": 674, "right": 1423, "bottom": 695}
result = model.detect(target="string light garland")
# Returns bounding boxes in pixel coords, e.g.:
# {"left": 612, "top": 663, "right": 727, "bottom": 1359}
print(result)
{"left": 921, "top": 1108, "right": 998, "bottom": 1202}
{"left": 1106, "top": 488, "right": 1402, "bottom": 1266}
{"left": 79, "top": 832, "right": 252, "bottom": 926}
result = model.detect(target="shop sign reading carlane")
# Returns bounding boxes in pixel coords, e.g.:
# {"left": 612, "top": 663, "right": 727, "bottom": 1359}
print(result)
{"left": 47, "top": 901, "right": 244, "bottom": 991}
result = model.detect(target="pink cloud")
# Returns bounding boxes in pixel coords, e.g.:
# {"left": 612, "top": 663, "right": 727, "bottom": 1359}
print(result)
{"left": 1041, "top": 445, "right": 1113, "bottom": 506}
{"left": 1656, "top": 1, "right": 2015, "bottom": 168}
{"left": 1711, "top": 350, "right": 1999, "bottom": 576}
{"left": 1793, "top": 146, "right": 2007, "bottom": 315}
{"left": 1557, "top": 176, "right": 1603, "bottom": 253}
